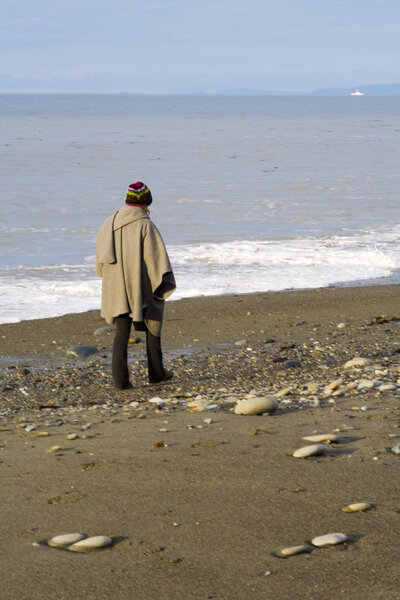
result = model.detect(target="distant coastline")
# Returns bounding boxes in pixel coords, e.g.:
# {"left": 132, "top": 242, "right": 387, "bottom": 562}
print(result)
{"left": 1, "top": 76, "right": 400, "bottom": 96}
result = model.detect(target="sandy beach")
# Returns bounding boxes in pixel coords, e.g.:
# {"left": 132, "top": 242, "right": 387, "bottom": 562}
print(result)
{"left": 1, "top": 285, "right": 400, "bottom": 600}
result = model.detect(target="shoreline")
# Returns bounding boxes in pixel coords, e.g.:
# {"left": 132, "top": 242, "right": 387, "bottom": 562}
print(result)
{"left": 1, "top": 283, "right": 400, "bottom": 599}
{"left": 0, "top": 283, "right": 398, "bottom": 362}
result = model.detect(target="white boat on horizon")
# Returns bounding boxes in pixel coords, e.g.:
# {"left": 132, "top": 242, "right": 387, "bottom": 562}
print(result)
{"left": 350, "top": 89, "right": 365, "bottom": 96}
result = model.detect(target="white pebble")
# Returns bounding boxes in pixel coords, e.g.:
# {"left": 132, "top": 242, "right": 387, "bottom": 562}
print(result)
{"left": 204, "top": 418, "right": 213, "bottom": 424}
{"left": 276, "top": 544, "right": 312, "bottom": 558}
{"left": 292, "top": 444, "right": 326, "bottom": 458}
{"left": 302, "top": 434, "right": 339, "bottom": 443}
{"left": 149, "top": 397, "right": 164, "bottom": 406}
{"left": 234, "top": 397, "right": 278, "bottom": 416}
{"left": 378, "top": 383, "right": 397, "bottom": 392}
{"left": 67, "top": 433, "right": 78, "bottom": 440}
{"left": 311, "top": 533, "right": 348, "bottom": 547}
{"left": 48, "top": 533, "right": 87, "bottom": 548}
{"left": 391, "top": 443, "right": 400, "bottom": 455}
{"left": 187, "top": 398, "right": 209, "bottom": 411}
{"left": 341, "top": 502, "right": 373, "bottom": 513}
{"left": 344, "top": 357, "right": 372, "bottom": 369}
{"left": 357, "top": 379, "right": 375, "bottom": 390}
{"left": 68, "top": 535, "right": 113, "bottom": 552}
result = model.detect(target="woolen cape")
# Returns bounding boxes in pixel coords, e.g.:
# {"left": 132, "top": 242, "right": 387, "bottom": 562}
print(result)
{"left": 96, "top": 205, "right": 176, "bottom": 336}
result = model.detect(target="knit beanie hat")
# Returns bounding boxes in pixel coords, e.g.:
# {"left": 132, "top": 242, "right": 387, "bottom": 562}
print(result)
{"left": 126, "top": 182, "right": 153, "bottom": 206}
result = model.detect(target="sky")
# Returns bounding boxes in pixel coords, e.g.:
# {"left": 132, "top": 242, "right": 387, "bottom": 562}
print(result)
{"left": 1, "top": 0, "right": 399, "bottom": 93}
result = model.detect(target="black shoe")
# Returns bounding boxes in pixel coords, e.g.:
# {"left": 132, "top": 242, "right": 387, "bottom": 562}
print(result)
{"left": 114, "top": 381, "right": 134, "bottom": 390}
{"left": 149, "top": 370, "right": 174, "bottom": 384}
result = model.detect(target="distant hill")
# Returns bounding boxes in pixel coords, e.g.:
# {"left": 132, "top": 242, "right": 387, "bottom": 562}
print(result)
{"left": 312, "top": 83, "right": 400, "bottom": 96}
{"left": 215, "top": 88, "right": 300, "bottom": 96}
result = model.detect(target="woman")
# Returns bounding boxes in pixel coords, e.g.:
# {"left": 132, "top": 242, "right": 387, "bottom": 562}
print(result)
{"left": 96, "top": 182, "right": 176, "bottom": 389}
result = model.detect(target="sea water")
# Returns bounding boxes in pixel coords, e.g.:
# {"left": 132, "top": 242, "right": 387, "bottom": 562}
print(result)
{"left": 1, "top": 94, "right": 399, "bottom": 323}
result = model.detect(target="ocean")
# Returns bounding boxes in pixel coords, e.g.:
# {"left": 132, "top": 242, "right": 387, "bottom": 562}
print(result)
{"left": 1, "top": 93, "right": 399, "bottom": 323}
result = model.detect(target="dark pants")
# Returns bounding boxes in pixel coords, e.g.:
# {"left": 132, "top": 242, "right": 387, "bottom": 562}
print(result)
{"left": 112, "top": 313, "right": 165, "bottom": 388}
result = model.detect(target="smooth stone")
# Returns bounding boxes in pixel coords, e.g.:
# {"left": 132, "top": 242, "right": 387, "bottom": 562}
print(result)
{"left": 324, "top": 378, "right": 343, "bottom": 393}
{"left": 188, "top": 398, "right": 212, "bottom": 411}
{"left": 46, "top": 445, "right": 61, "bottom": 453}
{"left": 149, "top": 397, "right": 165, "bottom": 406}
{"left": 35, "top": 431, "right": 49, "bottom": 437}
{"left": 275, "top": 386, "right": 293, "bottom": 398}
{"left": 378, "top": 383, "right": 397, "bottom": 391}
{"left": 68, "top": 535, "right": 113, "bottom": 552}
{"left": 284, "top": 359, "right": 302, "bottom": 368}
{"left": 357, "top": 379, "right": 375, "bottom": 390}
{"left": 234, "top": 397, "right": 278, "bottom": 416}
{"left": 67, "top": 433, "right": 78, "bottom": 440}
{"left": 66, "top": 345, "right": 99, "bottom": 358}
{"left": 93, "top": 326, "right": 114, "bottom": 335}
{"left": 48, "top": 533, "right": 87, "bottom": 548}
{"left": 25, "top": 425, "right": 36, "bottom": 432}
{"left": 344, "top": 357, "right": 372, "bottom": 369}
{"left": 276, "top": 544, "right": 312, "bottom": 558}
{"left": 341, "top": 502, "right": 373, "bottom": 513}
{"left": 302, "top": 433, "right": 340, "bottom": 443}
{"left": 292, "top": 444, "right": 326, "bottom": 458}
{"left": 391, "top": 443, "right": 400, "bottom": 455}
{"left": 311, "top": 533, "right": 348, "bottom": 547}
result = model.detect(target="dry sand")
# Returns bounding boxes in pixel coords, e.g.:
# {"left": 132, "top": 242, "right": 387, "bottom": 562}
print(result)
{"left": 1, "top": 285, "right": 400, "bottom": 600}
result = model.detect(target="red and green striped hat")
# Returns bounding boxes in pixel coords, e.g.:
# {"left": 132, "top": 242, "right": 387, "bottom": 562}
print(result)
{"left": 126, "top": 181, "right": 153, "bottom": 206}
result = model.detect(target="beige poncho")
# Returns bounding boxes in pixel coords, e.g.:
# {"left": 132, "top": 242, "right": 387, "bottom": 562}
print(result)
{"left": 96, "top": 206, "right": 176, "bottom": 336}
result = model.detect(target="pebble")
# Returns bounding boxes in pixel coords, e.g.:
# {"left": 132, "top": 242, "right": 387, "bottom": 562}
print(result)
{"left": 149, "top": 397, "right": 165, "bottom": 406}
{"left": 292, "top": 444, "right": 326, "bottom": 458}
{"left": 204, "top": 418, "right": 213, "bottom": 424}
{"left": 48, "top": 533, "right": 87, "bottom": 548}
{"left": 311, "top": 533, "right": 348, "bottom": 547}
{"left": 344, "top": 357, "right": 372, "bottom": 369}
{"left": 68, "top": 535, "right": 113, "bottom": 552}
{"left": 357, "top": 379, "right": 375, "bottom": 390}
{"left": 35, "top": 431, "right": 49, "bottom": 437}
{"left": 67, "top": 433, "right": 78, "bottom": 440}
{"left": 234, "top": 397, "right": 278, "bottom": 416}
{"left": 24, "top": 425, "right": 36, "bottom": 432}
{"left": 302, "top": 433, "right": 340, "bottom": 443}
{"left": 188, "top": 398, "right": 212, "bottom": 411}
{"left": 324, "top": 378, "right": 343, "bottom": 393}
{"left": 66, "top": 345, "right": 99, "bottom": 358}
{"left": 275, "top": 386, "right": 292, "bottom": 398}
{"left": 284, "top": 359, "right": 302, "bottom": 368}
{"left": 378, "top": 383, "right": 397, "bottom": 392}
{"left": 46, "top": 445, "right": 61, "bottom": 453}
{"left": 275, "top": 544, "right": 312, "bottom": 558}
{"left": 307, "top": 382, "right": 320, "bottom": 393}
{"left": 81, "top": 422, "right": 93, "bottom": 430}
{"left": 391, "top": 443, "right": 400, "bottom": 455}
{"left": 93, "top": 326, "right": 114, "bottom": 335}
{"left": 341, "top": 502, "right": 373, "bottom": 513}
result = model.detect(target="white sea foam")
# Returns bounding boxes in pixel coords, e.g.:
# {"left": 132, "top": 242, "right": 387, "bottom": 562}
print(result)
{"left": 0, "top": 224, "right": 399, "bottom": 324}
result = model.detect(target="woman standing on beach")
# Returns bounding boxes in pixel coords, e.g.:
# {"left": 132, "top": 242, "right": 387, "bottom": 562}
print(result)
{"left": 96, "top": 182, "right": 176, "bottom": 389}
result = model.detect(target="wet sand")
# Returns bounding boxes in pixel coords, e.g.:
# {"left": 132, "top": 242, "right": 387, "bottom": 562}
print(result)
{"left": 1, "top": 285, "right": 400, "bottom": 599}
